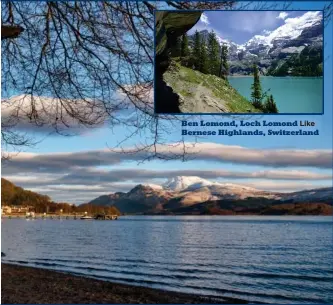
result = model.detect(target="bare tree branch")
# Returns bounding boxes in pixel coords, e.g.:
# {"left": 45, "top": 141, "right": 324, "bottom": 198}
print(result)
{"left": 1, "top": 1, "right": 237, "bottom": 161}
{"left": 3, "top": 1, "right": 323, "bottom": 162}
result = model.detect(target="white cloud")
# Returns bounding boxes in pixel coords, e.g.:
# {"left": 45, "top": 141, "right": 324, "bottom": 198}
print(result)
{"left": 3, "top": 142, "right": 332, "bottom": 173}
{"left": 1, "top": 95, "right": 108, "bottom": 134}
{"left": 4, "top": 166, "right": 331, "bottom": 203}
{"left": 200, "top": 13, "right": 210, "bottom": 25}
{"left": 246, "top": 11, "right": 322, "bottom": 47}
{"left": 2, "top": 141, "right": 332, "bottom": 203}
{"left": 277, "top": 12, "right": 289, "bottom": 20}
{"left": 2, "top": 138, "right": 331, "bottom": 203}
{"left": 1, "top": 86, "right": 153, "bottom": 135}
{"left": 5, "top": 168, "right": 331, "bottom": 188}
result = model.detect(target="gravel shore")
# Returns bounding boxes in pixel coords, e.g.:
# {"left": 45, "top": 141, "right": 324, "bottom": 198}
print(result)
{"left": 1, "top": 264, "right": 249, "bottom": 304}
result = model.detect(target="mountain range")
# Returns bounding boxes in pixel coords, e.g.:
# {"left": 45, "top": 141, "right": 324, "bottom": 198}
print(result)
{"left": 189, "top": 12, "right": 323, "bottom": 75}
{"left": 89, "top": 176, "right": 332, "bottom": 215}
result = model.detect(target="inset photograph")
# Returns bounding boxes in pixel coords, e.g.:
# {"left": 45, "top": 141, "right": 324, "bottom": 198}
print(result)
{"left": 154, "top": 10, "right": 323, "bottom": 114}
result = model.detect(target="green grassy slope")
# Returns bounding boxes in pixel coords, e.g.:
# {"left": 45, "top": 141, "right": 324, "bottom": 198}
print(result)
{"left": 164, "top": 63, "right": 260, "bottom": 113}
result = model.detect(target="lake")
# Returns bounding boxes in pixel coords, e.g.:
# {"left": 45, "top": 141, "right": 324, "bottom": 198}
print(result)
{"left": 228, "top": 77, "right": 323, "bottom": 114}
{"left": 2, "top": 216, "right": 333, "bottom": 304}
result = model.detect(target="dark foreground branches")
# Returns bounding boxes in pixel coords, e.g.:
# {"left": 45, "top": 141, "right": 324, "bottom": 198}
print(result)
{"left": 1, "top": 1, "right": 234, "bottom": 160}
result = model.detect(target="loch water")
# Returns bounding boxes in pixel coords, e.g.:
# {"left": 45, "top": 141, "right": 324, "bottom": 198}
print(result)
{"left": 2, "top": 216, "right": 333, "bottom": 304}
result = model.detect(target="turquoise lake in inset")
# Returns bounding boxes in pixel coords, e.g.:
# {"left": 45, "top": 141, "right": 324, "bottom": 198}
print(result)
{"left": 228, "top": 76, "right": 323, "bottom": 114}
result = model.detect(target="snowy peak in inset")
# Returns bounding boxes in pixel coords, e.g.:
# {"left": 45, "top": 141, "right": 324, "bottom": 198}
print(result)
{"left": 193, "top": 11, "right": 323, "bottom": 55}
{"left": 267, "top": 11, "right": 322, "bottom": 45}
{"left": 243, "top": 11, "right": 322, "bottom": 48}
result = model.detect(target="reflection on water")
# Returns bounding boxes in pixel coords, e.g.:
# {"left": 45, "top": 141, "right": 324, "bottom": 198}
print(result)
{"left": 2, "top": 216, "right": 333, "bottom": 304}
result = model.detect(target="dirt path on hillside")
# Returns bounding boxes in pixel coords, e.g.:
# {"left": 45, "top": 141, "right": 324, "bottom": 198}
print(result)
{"left": 179, "top": 81, "right": 229, "bottom": 113}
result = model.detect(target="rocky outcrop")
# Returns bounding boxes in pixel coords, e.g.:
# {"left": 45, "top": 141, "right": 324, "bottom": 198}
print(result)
{"left": 155, "top": 12, "right": 201, "bottom": 113}
{"left": 155, "top": 12, "right": 202, "bottom": 58}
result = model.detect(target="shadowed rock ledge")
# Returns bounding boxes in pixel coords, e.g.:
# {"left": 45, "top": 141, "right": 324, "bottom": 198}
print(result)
{"left": 155, "top": 11, "right": 202, "bottom": 113}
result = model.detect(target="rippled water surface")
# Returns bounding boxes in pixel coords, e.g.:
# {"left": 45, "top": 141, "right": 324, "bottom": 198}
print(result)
{"left": 2, "top": 216, "right": 333, "bottom": 303}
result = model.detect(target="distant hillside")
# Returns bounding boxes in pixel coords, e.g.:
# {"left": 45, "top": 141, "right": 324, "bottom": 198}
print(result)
{"left": 164, "top": 62, "right": 260, "bottom": 113}
{"left": 89, "top": 176, "right": 332, "bottom": 216}
{"left": 1, "top": 178, "right": 120, "bottom": 215}
{"left": 267, "top": 45, "right": 322, "bottom": 76}
{"left": 1, "top": 178, "right": 51, "bottom": 207}
{"left": 90, "top": 185, "right": 173, "bottom": 214}
{"left": 170, "top": 198, "right": 332, "bottom": 216}
{"left": 89, "top": 192, "right": 126, "bottom": 206}
{"left": 260, "top": 202, "right": 332, "bottom": 215}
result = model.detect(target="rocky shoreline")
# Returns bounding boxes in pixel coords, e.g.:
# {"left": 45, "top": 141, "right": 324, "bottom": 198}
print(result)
{"left": 1, "top": 264, "right": 249, "bottom": 304}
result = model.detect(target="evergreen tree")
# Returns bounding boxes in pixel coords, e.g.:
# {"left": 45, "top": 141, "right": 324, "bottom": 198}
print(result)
{"left": 181, "top": 34, "right": 189, "bottom": 57}
{"left": 192, "top": 31, "right": 201, "bottom": 70}
{"left": 251, "top": 64, "right": 263, "bottom": 109}
{"left": 263, "top": 96, "right": 270, "bottom": 113}
{"left": 171, "top": 37, "right": 182, "bottom": 58}
{"left": 263, "top": 95, "right": 279, "bottom": 113}
{"left": 199, "top": 40, "right": 209, "bottom": 74}
{"left": 220, "top": 44, "right": 229, "bottom": 80}
{"left": 207, "top": 31, "right": 220, "bottom": 76}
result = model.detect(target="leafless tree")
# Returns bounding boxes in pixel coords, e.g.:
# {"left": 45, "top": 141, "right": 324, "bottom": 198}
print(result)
{"left": 1, "top": 1, "right": 235, "bottom": 161}
{"left": 1, "top": 1, "right": 330, "bottom": 161}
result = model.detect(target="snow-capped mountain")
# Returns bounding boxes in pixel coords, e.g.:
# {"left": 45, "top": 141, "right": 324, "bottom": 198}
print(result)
{"left": 143, "top": 183, "right": 164, "bottom": 190}
{"left": 245, "top": 11, "right": 322, "bottom": 48}
{"left": 163, "top": 176, "right": 217, "bottom": 191}
{"left": 162, "top": 176, "right": 268, "bottom": 199}
{"left": 189, "top": 11, "right": 323, "bottom": 75}
{"left": 89, "top": 174, "right": 331, "bottom": 214}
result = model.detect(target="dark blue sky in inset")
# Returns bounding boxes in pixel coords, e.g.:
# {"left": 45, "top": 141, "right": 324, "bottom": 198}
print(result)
{"left": 189, "top": 11, "right": 314, "bottom": 44}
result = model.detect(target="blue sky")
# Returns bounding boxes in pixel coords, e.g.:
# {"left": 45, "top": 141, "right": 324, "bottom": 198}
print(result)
{"left": 1, "top": 1, "right": 332, "bottom": 203}
{"left": 189, "top": 11, "right": 308, "bottom": 44}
